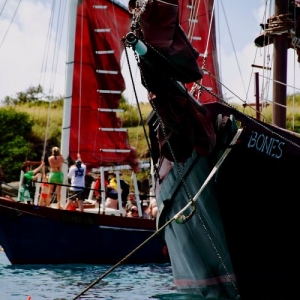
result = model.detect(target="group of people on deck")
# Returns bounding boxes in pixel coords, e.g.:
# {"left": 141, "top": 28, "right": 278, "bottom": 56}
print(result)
{"left": 20, "top": 146, "right": 158, "bottom": 217}
{"left": 20, "top": 147, "right": 86, "bottom": 211}
{"left": 94, "top": 171, "right": 157, "bottom": 218}
{"left": 102, "top": 171, "right": 129, "bottom": 209}
{"left": 124, "top": 192, "right": 158, "bottom": 218}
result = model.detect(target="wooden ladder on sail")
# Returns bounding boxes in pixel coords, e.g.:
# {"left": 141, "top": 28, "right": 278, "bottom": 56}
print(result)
{"left": 93, "top": 4, "right": 131, "bottom": 155}
{"left": 98, "top": 108, "right": 131, "bottom": 155}
{"left": 186, "top": 4, "right": 213, "bottom": 93}
{"left": 91, "top": 3, "right": 142, "bottom": 217}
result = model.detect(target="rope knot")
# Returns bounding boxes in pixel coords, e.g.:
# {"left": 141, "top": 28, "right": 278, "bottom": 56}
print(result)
{"left": 174, "top": 199, "right": 196, "bottom": 224}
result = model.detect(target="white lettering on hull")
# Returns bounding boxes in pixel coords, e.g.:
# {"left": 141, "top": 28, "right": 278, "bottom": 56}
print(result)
{"left": 247, "top": 131, "right": 285, "bottom": 159}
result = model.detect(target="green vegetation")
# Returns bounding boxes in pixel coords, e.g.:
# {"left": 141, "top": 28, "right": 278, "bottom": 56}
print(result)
{"left": 0, "top": 86, "right": 151, "bottom": 182}
{"left": 235, "top": 93, "right": 300, "bottom": 131}
{"left": 2, "top": 86, "right": 300, "bottom": 183}
{"left": 0, "top": 108, "right": 35, "bottom": 182}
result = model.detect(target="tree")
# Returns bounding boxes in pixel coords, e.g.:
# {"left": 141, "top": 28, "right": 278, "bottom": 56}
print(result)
{"left": 1, "top": 85, "right": 61, "bottom": 106}
{"left": 0, "top": 108, "right": 36, "bottom": 182}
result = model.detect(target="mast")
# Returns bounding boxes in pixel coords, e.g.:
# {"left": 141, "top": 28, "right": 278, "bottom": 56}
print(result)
{"left": 60, "top": 0, "right": 78, "bottom": 203}
{"left": 272, "top": 0, "right": 289, "bottom": 128}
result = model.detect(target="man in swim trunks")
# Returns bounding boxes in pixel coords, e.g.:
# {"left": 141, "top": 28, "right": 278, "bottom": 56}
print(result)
{"left": 48, "top": 146, "right": 64, "bottom": 209}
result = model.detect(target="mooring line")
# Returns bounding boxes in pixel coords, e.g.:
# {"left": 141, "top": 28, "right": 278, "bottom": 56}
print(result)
{"left": 73, "top": 129, "right": 243, "bottom": 299}
{"left": 72, "top": 218, "right": 173, "bottom": 299}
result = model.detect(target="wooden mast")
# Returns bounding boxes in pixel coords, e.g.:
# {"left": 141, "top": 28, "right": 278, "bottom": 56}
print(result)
{"left": 272, "top": 0, "right": 289, "bottom": 128}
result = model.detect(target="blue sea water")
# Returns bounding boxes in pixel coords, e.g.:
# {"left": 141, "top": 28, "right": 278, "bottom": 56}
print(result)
{"left": 0, "top": 249, "right": 204, "bottom": 300}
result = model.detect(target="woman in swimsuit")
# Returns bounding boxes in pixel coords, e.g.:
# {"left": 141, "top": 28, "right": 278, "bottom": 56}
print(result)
{"left": 48, "top": 147, "right": 64, "bottom": 209}
{"left": 38, "top": 174, "right": 50, "bottom": 206}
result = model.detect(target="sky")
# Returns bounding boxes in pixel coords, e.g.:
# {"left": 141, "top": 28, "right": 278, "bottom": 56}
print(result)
{"left": 0, "top": 0, "right": 299, "bottom": 105}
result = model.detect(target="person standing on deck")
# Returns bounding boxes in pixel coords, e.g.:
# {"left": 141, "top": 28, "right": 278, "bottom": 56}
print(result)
{"left": 65, "top": 154, "right": 86, "bottom": 212}
{"left": 20, "top": 161, "right": 44, "bottom": 203}
{"left": 48, "top": 147, "right": 64, "bottom": 209}
{"left": 94, "top": 172, "right": 109, "bottom": 201}
{"left": 125, "top": 192, "right": 136, "bottom": 214}
{"left": 120, "top": 176, "right": 130, "bottom": 207}
{"left": 38, "top": 173, "right": 50, "bottom": 206}
{"left": 108, "top": 172, "right": 118, "bottom": 190}
{"left": 106, "top": 172, "right": 118, "bottom": 200}
{"left": 126, "top": 205, "right": 139, "bottom": 218}
{"left": 147, "top": 198, "right": 158, "bottom": 219}
{"left": 107, "top": 172, "right": 129, "bottom": 207}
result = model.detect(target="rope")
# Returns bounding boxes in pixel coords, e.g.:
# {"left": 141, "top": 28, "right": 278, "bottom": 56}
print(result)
{"left": 122, "top": 38, "right": 159, "bottom": 179}
{"left": 72, "top": 129, "right": 243, "bottom": 300}
{"left": 0, "top": 203, "right": 46, "bottom": 218}
{"left": 174, "top": 129, "right": 243, "bottom": 224}
{"left": 1, "top": 129, "right": 242, "bottom": 299}
{"left": 72, "top": 223, "right": 169, "bottom": 299}
{"left": 76, "top": 3, "right": 85, "bottom": 154}
{"left": 0, "top": 179, "right": 103, "bottom": 195}
{"left": 0, "top": 0, "right": 21, "bottom": 49}
{"left": 39, "top": 1, "right": 68, "bottom": 160}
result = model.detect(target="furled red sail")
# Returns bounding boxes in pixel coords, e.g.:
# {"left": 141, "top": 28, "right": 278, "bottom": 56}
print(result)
{"left": 179, "top": 0, "right": 222, "bottom": 103}
{"left": 70, "top": 0, "right": 139, "bottom": 171}
{"left": 128, "top": 0, "right": 217, "bottom": 161}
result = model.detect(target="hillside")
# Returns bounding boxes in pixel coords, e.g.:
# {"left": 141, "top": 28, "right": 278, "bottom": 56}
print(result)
{"left": 13, "top": 101, "right": 152, "bottom": 158}
{"left": 9, "top": 101, "right": 153, "bottom": 185}
{"left": 3, "top": 92, "right": 300, "bottom": 184}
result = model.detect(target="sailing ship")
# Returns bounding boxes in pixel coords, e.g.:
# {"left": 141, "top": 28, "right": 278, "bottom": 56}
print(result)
{"left": 0, "top": 0, "right": 168, "bottom": 265}
{"left": 121, "top": 0, "right": 300, "bottom": 299}
{"left": 1, "top": 0, "right": 299, "bottom": 298}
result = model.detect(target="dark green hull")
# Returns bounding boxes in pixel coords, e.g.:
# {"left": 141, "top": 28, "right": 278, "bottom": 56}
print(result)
{"left": 154, "top": 102, "right": 300, "bottom": 299}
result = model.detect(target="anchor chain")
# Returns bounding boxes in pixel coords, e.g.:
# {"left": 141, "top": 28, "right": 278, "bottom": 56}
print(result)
{"left": 124, "top": 35, "right": 197, "bottom": 223}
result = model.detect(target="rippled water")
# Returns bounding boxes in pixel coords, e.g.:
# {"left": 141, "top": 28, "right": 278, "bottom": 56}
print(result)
{"left": 0, "top": 249, "right": 203, "bottom": 300}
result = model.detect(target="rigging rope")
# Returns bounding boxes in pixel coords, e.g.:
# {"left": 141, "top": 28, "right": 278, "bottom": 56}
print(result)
{"left": 38, "top": 1, "right": 67, "bottom": 165}
{"left": 77, "top": 2, "right": 85, "bottom": 154}
{"left": 71, "top": 129, "right": 243, "bottom": 300}
{"left": 122, "top": 39, "right": 154, "bottom": 167}
{"left": 0, "top": 0, "right": 21, "bottom": 49}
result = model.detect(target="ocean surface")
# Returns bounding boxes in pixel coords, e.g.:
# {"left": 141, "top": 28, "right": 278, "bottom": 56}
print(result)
{"left": 0, "top": 249, "right": 205, "bottom": 300}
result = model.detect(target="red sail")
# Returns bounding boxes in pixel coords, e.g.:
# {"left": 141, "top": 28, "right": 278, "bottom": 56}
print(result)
{"left": 179, "top": 0, "right": 222, "bottom": 103}
{"left": 70, "top": 0, "right": 139, "bottom": 171}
